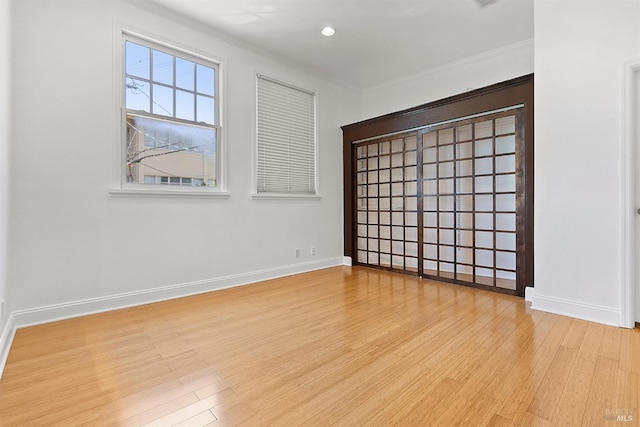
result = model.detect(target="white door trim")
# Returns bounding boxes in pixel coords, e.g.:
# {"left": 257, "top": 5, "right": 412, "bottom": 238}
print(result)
{"left": 621, "top": 58, "right": 640, "bottom": 328}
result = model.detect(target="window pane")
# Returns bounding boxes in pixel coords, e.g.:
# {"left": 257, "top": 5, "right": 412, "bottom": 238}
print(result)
{"left": 456, "top": 124, "right": 472, "bottom": 141}
{"left": 176, "top": 58, "right": 195, "bottom": 90}
{"left": 152, "top": 84, "right": 174, "bottom": 117}
{"left": 153, "top": 50, "right": 173, "bottom": 85}
{"left": 125, "top": 78, "right": 150, "bottom": 112}
{"left": 496, "top": 154, "right": 516, "bottom": 174}
{"left": 496, "top": 115, "right": 515, "bottom": 135}
{"left": 153, "top": 129, "right": 169, "bottom": 149}
{"left": 197, "top": 64, "right": 215, "bottom": 96}
{"left": 474, "top": 120, "right": 493, "bottom": 139}
{"left": 176, "top": 90, "right": 195, "bottom": 121}
{"left": 475, "top": 139, "right": 492, "bottom": 157}
{"left": 144, "top": 129, "right": 156, "bottom": 147}
{"left": 496, "top": 232, "right": 516, "bottom": 250}
{"left": 126, "top": 114, "right": 217, "bottom": 187}
{"left": 125, "top": 41, "right": 149, "bottom": 80}
{"left": 496, "top": 175, "right": 515, "bottom": 193}
{"left": 496, "top": 135, "right": 515, "bottom": 155}
{"left": 196, "top": 95, "right": 215, "bottom": 125}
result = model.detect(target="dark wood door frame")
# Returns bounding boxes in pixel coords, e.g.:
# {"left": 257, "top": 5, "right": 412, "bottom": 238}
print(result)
{"left": 342, "top": 74, "right": 534, "bottom": 296}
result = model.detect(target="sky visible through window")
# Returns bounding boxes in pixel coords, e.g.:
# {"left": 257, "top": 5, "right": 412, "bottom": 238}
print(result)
{"left": 125, "top": 40, "right": 216, "bottom": 125}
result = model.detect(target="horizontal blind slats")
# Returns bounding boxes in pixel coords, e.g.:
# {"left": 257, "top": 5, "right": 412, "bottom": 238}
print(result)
{"left": 256, "top": 76, "right": 316, "bottom": 194}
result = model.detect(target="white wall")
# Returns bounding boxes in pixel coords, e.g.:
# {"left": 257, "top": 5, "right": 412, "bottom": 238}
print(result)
{"left": 0, "top": 0, "right": 10, "bottom": 330}
{"left": 7, "top": 0, "right": 360, "bottom": 318}
{"left": 532, "top": 0, "right": 640, "bottom": 325}
{"left": 360, "top": 39, "right": 534, "bottom": 119}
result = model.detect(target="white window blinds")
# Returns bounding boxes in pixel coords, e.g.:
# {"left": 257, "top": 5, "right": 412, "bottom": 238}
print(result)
{"left": 256, "top": 75, "right": 316, "bottom": 195}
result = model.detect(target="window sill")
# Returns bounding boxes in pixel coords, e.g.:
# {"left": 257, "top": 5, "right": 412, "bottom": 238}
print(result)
{"left": 251, "top": 193, "right": 321, "bottom": 200}
{"left": 109, "top": 188, "right": 231, "bottom": 199}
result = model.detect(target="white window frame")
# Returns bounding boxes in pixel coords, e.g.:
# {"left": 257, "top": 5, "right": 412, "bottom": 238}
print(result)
{"left": 253, "top": 74, "right": 319, "bottom": 199}
{"left": 111, "top": 30, "right": 228, "bottom": 198}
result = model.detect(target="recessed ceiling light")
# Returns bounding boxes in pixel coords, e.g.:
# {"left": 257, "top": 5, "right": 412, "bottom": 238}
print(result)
{"left": 321, "top": 26, "right": 336, "bottom": 37}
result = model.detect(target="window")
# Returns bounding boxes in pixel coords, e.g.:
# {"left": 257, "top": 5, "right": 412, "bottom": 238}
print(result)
{"left": 256, "top": 75, "right": 316, "bottom": 195}
{"left": 123, "top": 35, "right": 220, "bottom": 191}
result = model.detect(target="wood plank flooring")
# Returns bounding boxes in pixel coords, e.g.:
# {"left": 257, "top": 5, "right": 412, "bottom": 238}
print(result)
{"left": 0, "top": 266, "right": 638, "bottom": 426}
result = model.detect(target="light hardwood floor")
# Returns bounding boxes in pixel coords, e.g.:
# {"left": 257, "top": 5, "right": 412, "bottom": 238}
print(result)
{"left": 0, "top": 266, "right": 638, "bottom": 426}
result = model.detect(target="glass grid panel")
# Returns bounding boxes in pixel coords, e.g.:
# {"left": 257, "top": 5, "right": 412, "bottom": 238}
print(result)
{"left": 421, "top": 114, "right": 517, "bottom": 290}
{"left": 354, "top": 134, "right": 419, "bottom": 273}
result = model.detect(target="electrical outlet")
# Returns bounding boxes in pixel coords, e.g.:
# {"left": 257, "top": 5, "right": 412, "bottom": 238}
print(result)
{"left": 310, "top": 247, "right": 316, "bottom": 256}
{"left": 295, "top": 248, "right": 300, "bottom": 258}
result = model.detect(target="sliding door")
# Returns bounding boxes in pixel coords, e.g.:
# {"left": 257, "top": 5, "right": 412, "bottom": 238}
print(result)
{"left": 343, "top": 75, "right": 534, "bottom": 296}
{"left": 352, "top": 108, "right": 524, "bottom": 294}
{"left": 355, "top": 132, "right": 420, "bottom": 273}
{"left": 420, "top": 110, "right": 522, "bottom": 291}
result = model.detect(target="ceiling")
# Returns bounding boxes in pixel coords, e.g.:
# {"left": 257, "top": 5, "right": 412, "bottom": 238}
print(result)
{"left": 146, "top": 0, "right": 533, "bottom": 90}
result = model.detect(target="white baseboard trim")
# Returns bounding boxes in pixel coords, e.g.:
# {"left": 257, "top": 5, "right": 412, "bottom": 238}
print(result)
{"left": 524, "top": 286, "right": 535, "bottom": 302}
{"left": 342, "top": 256, "right": 352, "bottom": 266}
{"left": 0, "top": 257, "right": 346, "bottom": 380}
{"left": 0, "top": 312, "right": 16, "bottom": 381}
{"left": 13, "top": 257, "right": 345, "bottom": 329}
{"left": 531, "top": 293, "right": 620, "bottom": 327}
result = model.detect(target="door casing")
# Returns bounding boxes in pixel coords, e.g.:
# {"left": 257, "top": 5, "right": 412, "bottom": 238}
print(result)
{"left": 622, "top": 60, "right": 640, "bottom": 328}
